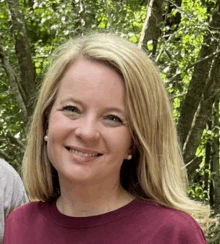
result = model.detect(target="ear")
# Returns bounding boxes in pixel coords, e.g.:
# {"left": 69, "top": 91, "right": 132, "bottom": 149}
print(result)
{"left": 128, "top": 141, "right": 136, "bottom": 155}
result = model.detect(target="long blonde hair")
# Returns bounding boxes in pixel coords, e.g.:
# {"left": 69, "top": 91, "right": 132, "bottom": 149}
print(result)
{"left": 23, "top": 33, "right": 214, "bottom": 235}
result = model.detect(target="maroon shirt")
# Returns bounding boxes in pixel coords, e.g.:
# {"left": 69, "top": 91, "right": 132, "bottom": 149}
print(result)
{"left": 4, "top": 199, "right": 207, "bottom": 243}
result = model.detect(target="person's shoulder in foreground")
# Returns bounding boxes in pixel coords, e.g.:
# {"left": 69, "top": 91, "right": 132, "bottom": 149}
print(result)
{"left": 3, "top": 199, "right": 207, "bottom": 244}
{"left": 136, "top": 200, "right": 207, "bottom": 244}
{"left": 0, "top": 158, "right": 28, "bottom": 244}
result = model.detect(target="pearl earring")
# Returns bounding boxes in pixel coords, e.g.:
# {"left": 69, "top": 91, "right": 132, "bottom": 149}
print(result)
{"left": 44, "top": 135, "right": 48, "bottom": 141}
{"left": 127, "top": 154, "right": 132, "bottom": 160}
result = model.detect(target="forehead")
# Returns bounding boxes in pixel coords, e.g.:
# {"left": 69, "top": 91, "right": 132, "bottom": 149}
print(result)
{"left": 55, "top": 59, "right": 126, "bottom": 109}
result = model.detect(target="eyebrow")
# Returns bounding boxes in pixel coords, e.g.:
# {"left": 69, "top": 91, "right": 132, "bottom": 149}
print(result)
{"left": 60, "top": 97, "right": 126, "bottom": 116}
{"left": 60, "top": 98, "right": 84, "bottom": 107}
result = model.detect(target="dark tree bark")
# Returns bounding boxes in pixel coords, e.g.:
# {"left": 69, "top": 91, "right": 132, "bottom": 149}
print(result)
{"left": 211, "top": 97, "right": 220, "bottom": 214}
{"left": 204, "top": 121, "right": 212, "bottom": 199}
{"left": 165, "top": 0, "right": 182, "bottom": 32}
{"left": 138, "top": 0, "right": 164, "bottom": 50}
{"left": 210, "top": 179, "right": 214, "bottom": 207}
{"left": 186, "top": 156, "right": 202, "bottom": 173}
{"left": 139, "top": 0, "right": 182, "bottom": 53}
{"left": 177, "top": 0, "right": 220, "bottom": 149}
{"left": 0, "top": 46, "right": 28, "bottom": 119}
{"left": 6, "top": 0, "right": 36, "bottom": 118}
{"left": 183, "top": 51, "right": 220, "bottom": 168}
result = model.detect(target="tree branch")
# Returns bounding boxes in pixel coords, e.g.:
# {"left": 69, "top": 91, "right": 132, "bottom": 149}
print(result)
{"left": 0, "top": 150, "right": 11, "bottom": 162}
{"left": 7, "top": 130, "right": 25, "bottom": 151}
{"left": 155, "top": 31, "right": 176, "bottom": 62}
{"left": 182, "top": 156, "right": 202, "bottom": 173}
{"left": 0, "top": 46, "right": 28, "bottom": 119}
{"left": 166, "top": 0, "right": 190, "bottom": 18}
{"left": 169, "top": 49, "right": 220, "bottom": 83}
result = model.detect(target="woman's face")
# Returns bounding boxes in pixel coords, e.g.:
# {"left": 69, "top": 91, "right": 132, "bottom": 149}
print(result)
{"left": 47, "top": 58, "right": 132, "bottom": 185}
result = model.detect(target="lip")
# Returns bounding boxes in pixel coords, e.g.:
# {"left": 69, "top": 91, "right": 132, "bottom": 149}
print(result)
{"left": 65, "top": 146, "right": 102, "bottom": 164}
{"left": 65, "top": 145, "right": 102, "bottom": 155}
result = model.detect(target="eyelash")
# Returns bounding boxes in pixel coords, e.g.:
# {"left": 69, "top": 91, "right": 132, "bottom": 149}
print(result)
{"left": 60, "top": 105, "right": 123, "bottom": 124}
{"left": 60, "top": 105, "right": 80, "bottom": 113}
{"left": 104, "top": 115, "right": 123, "bottom": 124}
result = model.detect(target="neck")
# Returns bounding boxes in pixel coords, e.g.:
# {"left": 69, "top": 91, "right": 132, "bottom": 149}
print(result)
{"left": 56, "top": 179, "right": 135, "bottom": 217}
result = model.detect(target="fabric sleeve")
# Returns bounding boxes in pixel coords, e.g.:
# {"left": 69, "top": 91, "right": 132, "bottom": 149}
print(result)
{"left": 163, "top": 211, "right": 208, "bottom": 244}
{"left": 4, "top": 169, "right": 29, "bottom": 219}
{"left": 0, "top": 160, "right": 28, "bottom": 244}
{"left": 178, "top": 223, "right": 207, "bottom": 243}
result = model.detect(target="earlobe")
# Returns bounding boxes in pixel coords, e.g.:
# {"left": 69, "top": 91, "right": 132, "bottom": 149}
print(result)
{"left": 125, "top": 142, "right": 136, "bottom": 160}
{"left": 126, "top": 154, "right": 132, "bottom": 160}
{"left": 44, "top": 129, "right": 49, "bottom": 142}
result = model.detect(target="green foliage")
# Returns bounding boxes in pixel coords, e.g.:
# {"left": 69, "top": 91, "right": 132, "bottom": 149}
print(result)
{"left": 188, "top": 184, "right": 207, "bottom": 202}
{"left": 0, "top": 1, "right": 26, "bottom": 170}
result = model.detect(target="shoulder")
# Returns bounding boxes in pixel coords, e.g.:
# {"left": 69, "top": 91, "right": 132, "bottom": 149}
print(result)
{"left": 0, "top": 158, "right": 19, "bottom": 178}
{"left": 136, "top": 199, "right": 200, "bottom": 225}
{"left": 7, "top": 201, "right": 46, "bottom": 220}
{"left": 5, "top": 201, "right": 46, "bottom": 224}
{"left": 0, "top": 159, "right": 28, "bottom": 215}
{"left": 0, "top": 158, "right": 23, "bottom": 188}
{"left": 5, "top": 201, "right": 50, "bottom": 233}
{"left": 134, "top": 200, "right": 206, "bottom": 243}
{"left": 4, "top": 201, "right": 50, "bottom": 243}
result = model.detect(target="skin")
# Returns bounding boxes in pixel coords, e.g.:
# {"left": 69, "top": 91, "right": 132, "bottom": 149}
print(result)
{"left": 47, "top": 58, "right": 135, "bottom": 217}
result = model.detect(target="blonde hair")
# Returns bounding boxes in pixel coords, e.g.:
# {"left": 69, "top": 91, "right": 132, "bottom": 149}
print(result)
{"left": 23, "top": 33, "right": 214, "bottom": 235}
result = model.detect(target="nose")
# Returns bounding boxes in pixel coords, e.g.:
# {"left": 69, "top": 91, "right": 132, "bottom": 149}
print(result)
{"left": 74, "top": 115, "right": 100, "bottom": 142}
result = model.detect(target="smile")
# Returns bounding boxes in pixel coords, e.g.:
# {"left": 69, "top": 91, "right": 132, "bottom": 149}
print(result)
{"left": 65, "top": 146, "right": 102, "bottom": 158}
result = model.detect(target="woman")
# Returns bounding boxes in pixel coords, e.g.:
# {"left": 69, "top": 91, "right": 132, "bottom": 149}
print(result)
{"left": 4, "top": 33, "right": 213, "bottom": 243}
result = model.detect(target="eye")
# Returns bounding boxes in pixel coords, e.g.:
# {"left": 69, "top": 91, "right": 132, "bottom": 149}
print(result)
{"left": 104, "top": 115, "right": 123, "bottom": 124}
{"left": 60, "top": 105, "right": 81, "bottom": 114}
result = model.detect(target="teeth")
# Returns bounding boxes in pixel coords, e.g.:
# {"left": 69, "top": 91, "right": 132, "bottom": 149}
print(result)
{"left": 69, "top": 148, "right": 98, "bottom": 157}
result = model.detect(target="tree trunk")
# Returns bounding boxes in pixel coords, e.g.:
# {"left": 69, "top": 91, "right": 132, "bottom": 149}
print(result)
{"left": 177, "top": 0, "right": 220, "bottom": 149}
{"left": 138, "top": 0, "right": 164, "bottom": 50}
{"left": 210, "top": 178, "right": 214, "bottom": 207}
{"left": 183, "top": 51, "right": 220, "bottom": 168}
{"left": 0, "top": 46, "right": 28, "bottom": 120}
{"left": 204, "top": 121, "right": 212, "bottom": 199}
{"left": 212, "top": 97, "right": 220, "bottom": 215}
{"left": 6, "top": 0, "right": 36, "bottom": 118}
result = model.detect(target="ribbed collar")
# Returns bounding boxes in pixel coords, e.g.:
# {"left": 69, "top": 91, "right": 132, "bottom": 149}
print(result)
{"left": 46, "top": 199, "right": 148, "bottom": 229}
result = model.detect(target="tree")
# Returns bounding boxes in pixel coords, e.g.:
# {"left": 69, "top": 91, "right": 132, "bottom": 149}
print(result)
{"left": 211, "top": 97, "right": 220, "bottom": 215}
{"left": 178, "top": 0, "right": 220, "bottom": 166}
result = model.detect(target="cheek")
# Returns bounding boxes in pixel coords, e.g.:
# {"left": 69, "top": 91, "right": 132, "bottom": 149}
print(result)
{"left": 108, "top": 129, "right": 132, "bottom": 154}
{"left": 47, "top": 112, "right": 69, "bottom": 143}
{"left": 46, "top": 138, "right": 57, "bottom": 166}
{"left": 47, "top": 128, "right": 65, "bottom": 155}
{"left": 46, "top": 124, "right": 65, "bottom": 164}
